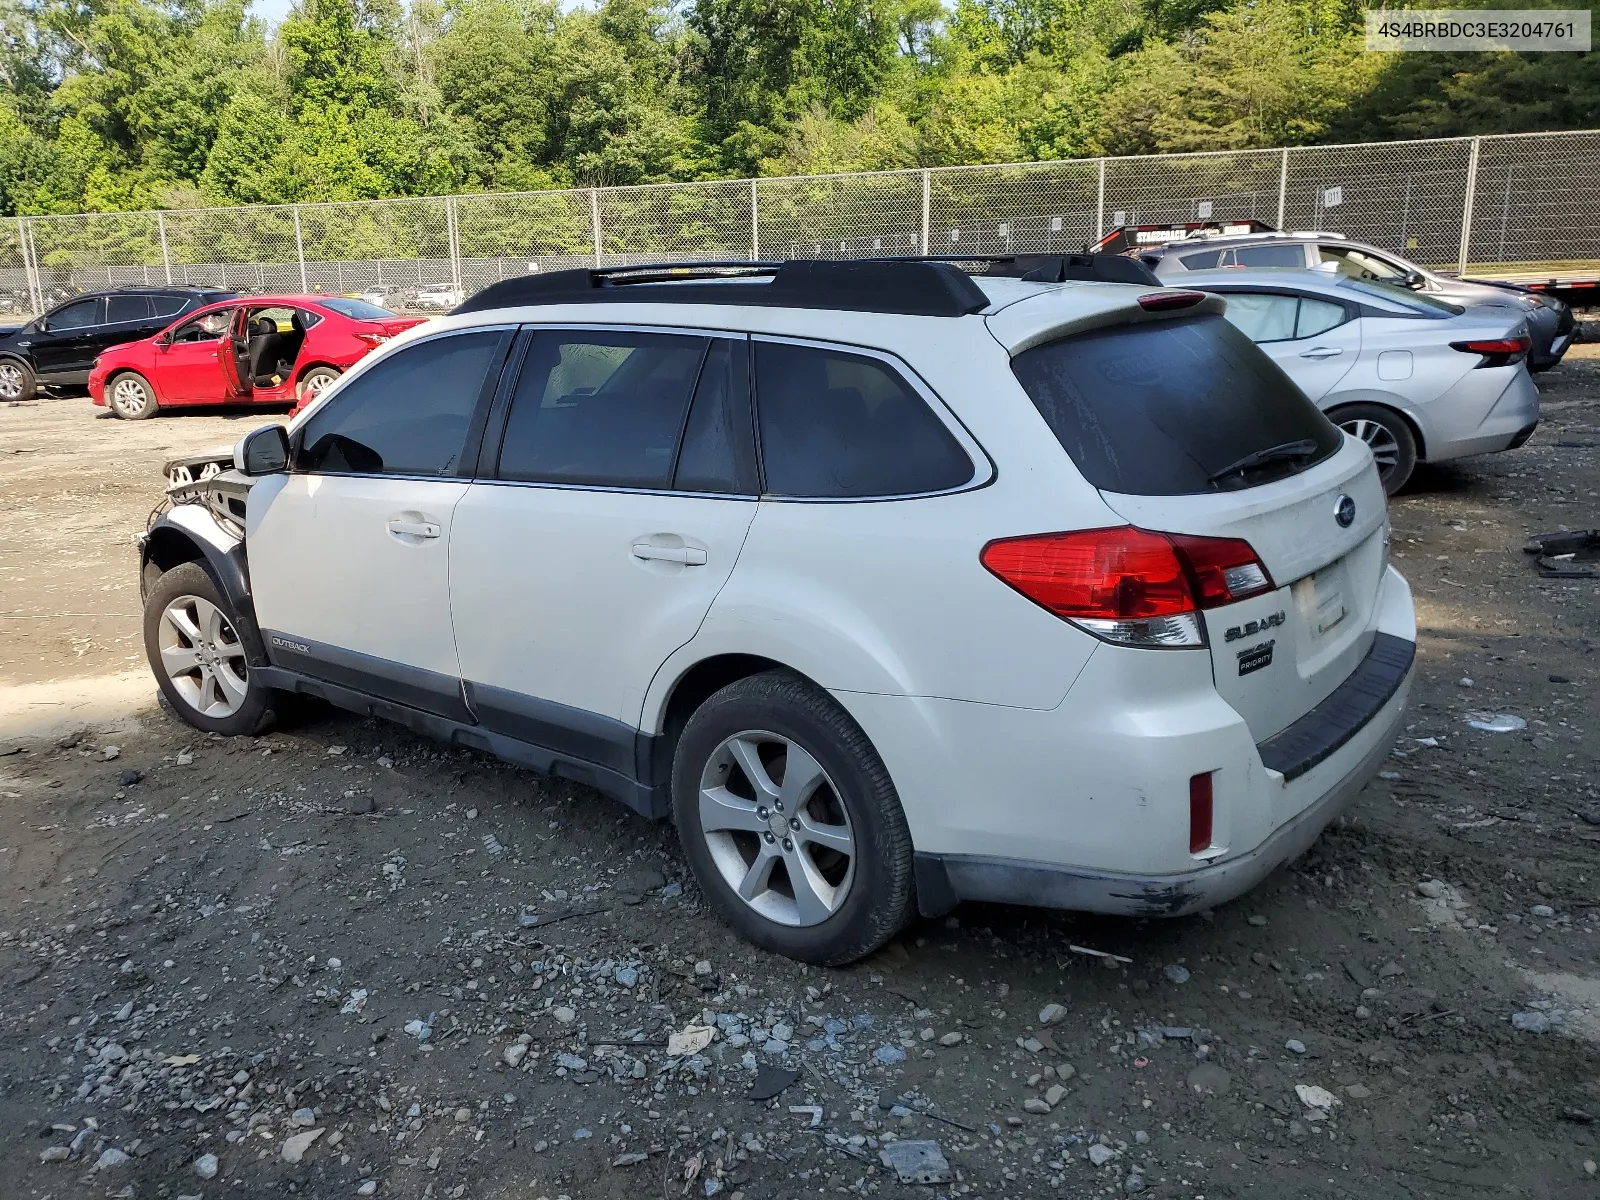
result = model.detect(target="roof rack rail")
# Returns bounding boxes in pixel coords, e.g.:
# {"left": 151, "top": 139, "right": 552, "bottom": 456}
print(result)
{"left": 453, "top": 258, "right": 992, "bottom": 318}
{"left": 906, "top": 253, "right": 1160, "bottom": 286}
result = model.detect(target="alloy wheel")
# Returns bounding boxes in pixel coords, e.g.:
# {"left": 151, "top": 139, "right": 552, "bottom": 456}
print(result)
{"left": 1339, "top": 416, "right": 1400, "bottom": 471}
{"left": 111, "top": 376, "right": 148, "bottom": 416}
{"left": 0, "top": 362, "right": 23, "bottom": 400}
{"left": 302, "top": 370, "right": 337, "bottom": 399}
{"left": 158, "top": 594, "right": 249, "bottom": 718}
{"left": 698, "top": 730, "right": 856, "bottom": 927}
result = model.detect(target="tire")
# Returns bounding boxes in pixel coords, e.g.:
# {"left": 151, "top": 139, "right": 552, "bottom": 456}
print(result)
{"left": 0, "top": 357, "right": 35, "bottom": 402}
{"left": 297, "top": 366, "right": 340, "bottom": 403}
{"left": 143, "top": 562, "right": 279, "bottom": 736}
{"left": 109, "top": 371, "right": 159, "bottom": 420}
{"left": 1331, "top": 403, "right": 1417, "bottom": 495}
{"left": 671, "top": 671, "right": 915, "bottom": 965}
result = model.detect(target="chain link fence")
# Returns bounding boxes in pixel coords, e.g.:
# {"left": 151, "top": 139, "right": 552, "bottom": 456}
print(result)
{"left": 3, "top": 130, "right": 1596, "bottom": 322}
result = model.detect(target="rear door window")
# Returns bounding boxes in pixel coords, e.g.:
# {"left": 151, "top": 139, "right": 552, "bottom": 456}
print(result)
{"left": 1219, "top": 292, "right": 1299, "bottom": 341}
{"left": 496, "top": 330, "right": 708, "bottom": 489}
{"left": 1218, "top": 292, "right": 1351, "bottom": 343}
{"left": 1010, "top": 314, "right": 1342, "bottom": 496}
{"left": 151, "top": 294, "right": 190, "bottom": 317}
{"left": 1234, "top": 244, "right": 1308, "bottom": 268}
{"left": 753, "top": 340, "right": 973, "bottom": 498}
{"left": 673, "top": 338, "right": 758, "bottom": 495}
{"left": 106, "top": 294, "right": 154, "bottom": 323}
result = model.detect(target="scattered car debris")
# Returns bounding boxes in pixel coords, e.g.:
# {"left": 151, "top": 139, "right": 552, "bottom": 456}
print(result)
{"left": 1465, "top": 712, "right": 1527, "bottom": 733}
{"left": 878, "top": 1139, "right": 951, "bottom": 1184}
{"left": 1523, "top": 528, "right": 1600, "bottom": 577}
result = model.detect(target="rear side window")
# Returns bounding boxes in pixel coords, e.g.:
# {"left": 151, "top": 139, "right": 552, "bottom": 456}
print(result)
{"left": 1178, "top": 249, "right": 1224, "bottom": 270}
{"left": 497, "top": 330, "right": 708, "bottom": 488}
{"left": 298, "top": 330, "right": 505, "bottom": 476}
{"left": 1010, "top": 314, "right": 1342, "bottom": 496}
{"left": 1234, "top": 244, "right": 1307, "bottom": 268}
{"left": 754, "top": 341, "right": 972, "bottom": 498}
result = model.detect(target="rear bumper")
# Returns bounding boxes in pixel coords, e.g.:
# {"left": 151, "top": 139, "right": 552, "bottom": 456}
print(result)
{"left": 914, "top": 634, "right": 1413, "bottom": 917}
{"left": 1424, "top": 366, "right": 1541, "bottom": 462}
{"left": 841, "top": 566, "right": 1417, "bottom": 920}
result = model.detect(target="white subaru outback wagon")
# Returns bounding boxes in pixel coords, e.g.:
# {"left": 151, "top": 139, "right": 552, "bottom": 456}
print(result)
{"left": 138, "top": 257, "right": 1417, "bottom": 965}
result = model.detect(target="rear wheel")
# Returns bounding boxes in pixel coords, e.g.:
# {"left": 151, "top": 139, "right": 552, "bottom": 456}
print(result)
{"left": 297, "top": 366, "right": 340, "bottom": 403}
{"left": 672, "top": 671, "right": 915, "bottom": 965}
{"left": 143, "top": 562, "right": 279, "bottom": 736}
{"left": 1331, "top": 403, "right": 1416, "bottom": 495}
{"left": 0, "top": 357, "right": 35, "bottom": 402}
{"left": 109, "top": 371, "right": 159, "bottom": 420}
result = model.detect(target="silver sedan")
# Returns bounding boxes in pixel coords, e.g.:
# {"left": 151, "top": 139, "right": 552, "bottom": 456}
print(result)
{"left": 1181, "top": 267, "right": 1539, "bottom": 493}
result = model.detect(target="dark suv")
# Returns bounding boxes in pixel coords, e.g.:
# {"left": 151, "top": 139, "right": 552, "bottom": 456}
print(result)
{"left": 0, "top": 286, "right": 236, "bottom": 402}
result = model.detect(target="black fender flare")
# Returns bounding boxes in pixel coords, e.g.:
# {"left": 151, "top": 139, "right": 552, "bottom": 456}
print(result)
{"left": 141, "top": 504, "right": 269, "bottom": 667}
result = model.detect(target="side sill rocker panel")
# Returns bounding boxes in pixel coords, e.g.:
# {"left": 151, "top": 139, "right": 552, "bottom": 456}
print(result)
{"left": 252, "top": 664, "right": 670, "bottom": 820}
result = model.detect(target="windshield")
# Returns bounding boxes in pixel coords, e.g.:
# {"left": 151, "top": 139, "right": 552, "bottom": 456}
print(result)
{"left": 319, "top": 297, "right": 396, "bottom": 320}
{"left": 1336, "top": 277, "right": 1462, "bottom": 315}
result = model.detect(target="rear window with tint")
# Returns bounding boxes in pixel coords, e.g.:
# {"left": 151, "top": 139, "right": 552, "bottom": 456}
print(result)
{"left": 1010, "top": 314, "right": 1342, "bottom": 496}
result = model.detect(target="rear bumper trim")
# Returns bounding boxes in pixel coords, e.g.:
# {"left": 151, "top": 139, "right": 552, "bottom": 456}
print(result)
{"left": 1257, "top": 632, "right": 1414, "bottom": 781}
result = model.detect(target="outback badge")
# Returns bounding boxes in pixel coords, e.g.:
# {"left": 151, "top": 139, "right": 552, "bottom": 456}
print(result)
{"left": 1237, "top": 639, "right": 1275, "bottom": 676}
{"left": 1335, "top": 494, "right": 1356, "bottom": 528}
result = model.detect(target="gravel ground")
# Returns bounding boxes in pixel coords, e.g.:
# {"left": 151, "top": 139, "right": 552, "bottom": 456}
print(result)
{"left": 0, "top": 349, "right": 1597, "bottom": 1200}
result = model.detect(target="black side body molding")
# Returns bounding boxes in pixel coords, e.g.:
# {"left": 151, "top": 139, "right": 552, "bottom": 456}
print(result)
{"left": 252, "top": 656, "right": 670, "bottom": 820}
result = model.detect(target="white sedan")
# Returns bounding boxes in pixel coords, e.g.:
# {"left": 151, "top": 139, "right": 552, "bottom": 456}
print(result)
{"left": 1185, "top": 266, "right": 1539, "bottom": 493}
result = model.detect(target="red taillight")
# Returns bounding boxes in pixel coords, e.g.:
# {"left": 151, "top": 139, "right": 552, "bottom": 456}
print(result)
{"left": 1169, "top": 533, "right": 1275, "bottom": 607}
{"left": 980, "top": 527, "right": 1194, "bottom": 621}
{"left": 1450, "top": 336, "right": 1530, "bottom": 355}
{"left": 1189, "top": 772, "right": 1214, "bottom": 853}
{"left": 354, "top": 331, "right": 390, "bottom": 348}
{"left": 1137, "top": 290, "right": 1207, "bottom": 312}
{"left": 979, "top": 527, "right": 1275, "bottom": 648}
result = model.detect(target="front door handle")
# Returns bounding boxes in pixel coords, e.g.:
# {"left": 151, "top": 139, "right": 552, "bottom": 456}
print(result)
{"left": 632, "top": 543, "right": 707, "bottom": 566}
{"left": 1299, "top": 346, "right": 1344, "bottom": 359}
{"left": 388, "top": 519, "right": 441, "bottom": 539}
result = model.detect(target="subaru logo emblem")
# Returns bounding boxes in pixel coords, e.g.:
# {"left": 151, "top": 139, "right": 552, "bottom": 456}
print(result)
{"left": 1334, "top": 495, "right": 1356, "bottom": 528}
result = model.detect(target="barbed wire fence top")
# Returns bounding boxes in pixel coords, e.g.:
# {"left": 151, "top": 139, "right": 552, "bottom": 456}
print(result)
{"left": 3, "top": 130, "right": 1597, "bottom": 320}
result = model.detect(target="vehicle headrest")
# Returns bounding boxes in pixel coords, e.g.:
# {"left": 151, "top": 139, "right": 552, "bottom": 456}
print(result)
{"left": 256, "top": 316, "right": 277, "bottom": 336}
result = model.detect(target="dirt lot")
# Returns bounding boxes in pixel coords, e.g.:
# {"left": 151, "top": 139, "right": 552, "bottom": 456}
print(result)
{"left": 0, "top": 355, "right": 1597, "bottom": 1200}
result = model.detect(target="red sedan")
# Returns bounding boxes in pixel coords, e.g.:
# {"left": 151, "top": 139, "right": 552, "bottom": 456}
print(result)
{"left": 89, "top": 295, "right": 426, "bottom": 420}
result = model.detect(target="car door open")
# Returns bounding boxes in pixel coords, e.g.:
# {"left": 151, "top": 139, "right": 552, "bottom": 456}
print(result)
{"left": 247, "top": 328, "right": 512, "bottom": 718}
{"left": 449, "top": 328, "right": 760, "bottom": 787}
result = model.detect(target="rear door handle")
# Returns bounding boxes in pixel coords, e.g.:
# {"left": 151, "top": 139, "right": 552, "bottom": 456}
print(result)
{"left": 1299, "top": 347, "right": 1343, "bottom": 359}
{"left": 388, "top": 519, "right": 441, "bottom": 539}
{"left": 632, "top": 543, "right": 707, "bottom": 565}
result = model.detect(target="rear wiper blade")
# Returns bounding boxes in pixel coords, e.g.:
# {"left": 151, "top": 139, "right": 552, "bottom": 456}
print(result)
{"left": 1208, "top": 439, "right": 1319, "bottom": 484}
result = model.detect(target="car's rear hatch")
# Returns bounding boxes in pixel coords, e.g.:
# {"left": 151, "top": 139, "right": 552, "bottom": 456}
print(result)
{"left": 998, "top": 298, "right": 1390, "bottom": 745}
{"left": 1101, "top": 443, "right": 1386, "bottom": 741}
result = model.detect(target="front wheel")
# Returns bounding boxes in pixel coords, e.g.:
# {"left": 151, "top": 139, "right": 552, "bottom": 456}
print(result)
{"left": 109, "top": 371, "right": 159, "bottom": 420}
{"left": 0, "top": 357, "right": 35, "bottom": 402}
{"left": 671, "top": 671, "right": 915, "bottom": 965}
{"left": 1331, "top": 403, "right": 1417, "bottom": 495}
{"left": 143, "top": 562, "right": 279, "bottom": 736}
{"left": 297, "top": 366, "right": 340, "bottom": 403}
